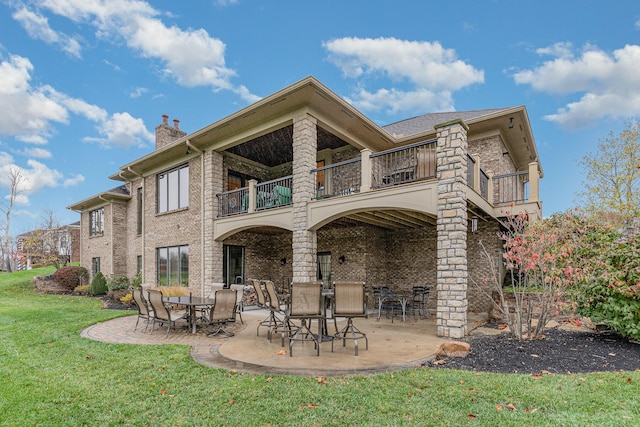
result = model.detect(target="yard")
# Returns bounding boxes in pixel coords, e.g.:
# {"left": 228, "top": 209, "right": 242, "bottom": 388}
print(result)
{"left": 1, "top": 267, "right": 639, "bottom": 426}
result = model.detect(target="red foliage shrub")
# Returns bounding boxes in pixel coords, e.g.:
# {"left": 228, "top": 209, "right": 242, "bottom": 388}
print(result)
{"left": 53, "top": 266, "right": 88, "bottom": 291}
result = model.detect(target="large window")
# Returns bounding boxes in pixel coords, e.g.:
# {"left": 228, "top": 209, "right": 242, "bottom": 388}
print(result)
{"left": 157, "top": 164, "right": 189, "bottom": 213}
{"left": 223, "top": 244, "right": 244, "bottom": 285}
{"left": 157, "top": 245, "right": 189, "bottom": 286}
{"left": 89, "top": 208, "right": 104, "bottom": 236}
{"left": 92, "top": 257, "right": 100, "bottom": 276}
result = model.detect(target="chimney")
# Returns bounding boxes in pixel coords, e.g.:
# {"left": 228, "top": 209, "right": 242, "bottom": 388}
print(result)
{"left": 155, "top": 114, "right": 186, "bottom": 150}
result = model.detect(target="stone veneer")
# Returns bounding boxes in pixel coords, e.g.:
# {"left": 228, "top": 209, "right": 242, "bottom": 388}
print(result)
{"left": 436, "top": 120, "right": 469, "bottom": 338}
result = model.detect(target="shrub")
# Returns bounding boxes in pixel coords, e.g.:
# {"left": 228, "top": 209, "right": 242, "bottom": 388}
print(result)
{"left": 89, "top": 272, "right": 108, "bottom": 296}
{"left": 106, "top": 275, "right": 130, "bottom": 292}
{"left": 74, "top": 285, "right": 89, "bottom": 295}
{"left": 571, "top": 234, "right": 640, "bottom": 340}
{"left": 53, "top": 266, "right": 88, "bottom": 291}
{"left": 120, "top": 292, "right": 133, "bottom": 305}
{"left": 130, "top": 273, "right": 142, "bottom": 288}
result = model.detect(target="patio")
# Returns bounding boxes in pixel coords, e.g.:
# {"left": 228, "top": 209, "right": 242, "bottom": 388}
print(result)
{"left": 81, "top": 309, "right": 487, "bottom": 376}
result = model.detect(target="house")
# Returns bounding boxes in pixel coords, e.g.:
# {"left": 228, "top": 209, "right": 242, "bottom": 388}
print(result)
{"left": 67, "top": 76, "right": 542, "bottom": 338}
{"left": 15, "top": 221, "right": 80, "bottom": 270}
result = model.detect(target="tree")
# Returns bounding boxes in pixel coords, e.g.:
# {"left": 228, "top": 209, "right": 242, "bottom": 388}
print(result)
{"left": 578, "top": 119, "right": 640, "bottom": 228}
{"left": 0, "top": 167, "right": 25, "bottom": 272}
{"left": 21, "top": 210, "right": 75, "bottom": 270}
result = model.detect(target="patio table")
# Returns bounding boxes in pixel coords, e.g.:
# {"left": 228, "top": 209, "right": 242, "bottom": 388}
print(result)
{"left": 163, "top": 295, "right": 216, "bottom": 334}
{"left": 377, "top": 289, "right": 412, "bottom": 322}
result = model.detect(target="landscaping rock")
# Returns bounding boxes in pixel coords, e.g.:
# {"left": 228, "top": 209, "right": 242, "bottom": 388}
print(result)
{"left": 435, "top": 341, "right": 471, "bottom": 359}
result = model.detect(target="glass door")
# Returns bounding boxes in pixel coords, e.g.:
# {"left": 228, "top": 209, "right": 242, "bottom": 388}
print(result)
{"left": 317, "top": 252, "right": 331, "bottom": 290}
{"left": 223, "top": 245, "right": 245, "bottom": 285}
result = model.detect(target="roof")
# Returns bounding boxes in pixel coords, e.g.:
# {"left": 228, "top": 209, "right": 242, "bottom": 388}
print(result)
{"left": 66, "top": 185, "right": 130, "bottom": 212}
{"left": 382, "top": 108, "right": 512, "bottom": 138}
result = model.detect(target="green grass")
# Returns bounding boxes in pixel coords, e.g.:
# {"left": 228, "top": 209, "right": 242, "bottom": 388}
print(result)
{"left": 1, "top": 268, "right": 639, "bottom": 426}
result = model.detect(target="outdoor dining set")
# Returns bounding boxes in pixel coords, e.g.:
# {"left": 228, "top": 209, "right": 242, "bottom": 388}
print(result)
{"left": 130, "top": 280, "right": 431, "bottom": 357}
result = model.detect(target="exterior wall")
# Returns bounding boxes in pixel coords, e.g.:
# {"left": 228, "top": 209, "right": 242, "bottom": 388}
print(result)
{"left": 141, "top": 156, "right": 202, "bottom": 288}
{"left": 123, "top": 180, "right": 143, "bottom": 278}
{"left": 111, "top": 202, "right": 128, "bottom": 276}
{"left": 466, "top": 220, "right": 502, "bottom": 312}
{"left": 81, "top": 204, "right": 113, "bottom": 277}
{"left": 155, "top": 115, "right": 186, "bottom": 150}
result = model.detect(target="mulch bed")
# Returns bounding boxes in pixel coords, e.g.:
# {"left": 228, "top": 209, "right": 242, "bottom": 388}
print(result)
{"left": 428, "top": 326, "right": 640, "bottom": 374}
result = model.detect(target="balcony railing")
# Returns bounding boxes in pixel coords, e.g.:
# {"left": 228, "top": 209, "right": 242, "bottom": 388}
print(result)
{"left": 312, "top": 158, "right": 361, "bottom": 199}
{"left": 493, "top": 171, "right": 529, "bottom": 206}
{"left": 217, "top": 187, "right": 248, "bottom": 217}
{"left": 371, "top": 139, "right": 437, "bottom": 189}
{"left": 467, "top": 154, "right": 476, "bottom": 189}
{"left": 255, "top": 176, "right": 293, "bottom": 210}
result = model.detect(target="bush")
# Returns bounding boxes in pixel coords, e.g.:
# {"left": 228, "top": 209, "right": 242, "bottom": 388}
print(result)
{"left": 571, "top": 234, "right": 640, "bottom": 340}
{"left": 120, "top": 292, "right": 133, "bottom": 305}
{"left": 74, "top": 285, "right": 89, "bottom": 295}
{"left": 106, "top": 275, "right": 130, "bottom": 292}
{"left": 130, "top": 273, "right": 142, "bottom": 288}
{"left": 89, "top": 272, "right": 108, "bottom": 296}
{"left": 53, "top": 266, "right": 88, "bottom": 291}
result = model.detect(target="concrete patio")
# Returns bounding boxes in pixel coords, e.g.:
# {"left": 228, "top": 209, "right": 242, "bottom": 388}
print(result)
{"left": 81, "top": 309, "right": 487, "bottom": 376}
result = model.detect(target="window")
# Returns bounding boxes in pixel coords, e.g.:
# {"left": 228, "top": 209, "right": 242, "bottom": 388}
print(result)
{"left": 316, "top": 160, "right": 325, "bottom": 190}
{"left": 89, "top": 208, "right": 104, "bottom": 236}
{"left": 157, "top": 164, "right": 189, "bottom": 213}
{"left": 157, "top": 245, "right": 189, "bottom": 286}
{"left": 223, "top": 245, "right": 244, "bottom": 285}
{"left": 92, "top": 257, "right": 100, "bottom": 276}
{"left": 136, "top": 187, "right": 143, "bottom": 234}
{"left": 317, "top": 252, "right": 331, "bottom": 290}
{"left": 137, "top": 255, "right": 142, "bottom": 275}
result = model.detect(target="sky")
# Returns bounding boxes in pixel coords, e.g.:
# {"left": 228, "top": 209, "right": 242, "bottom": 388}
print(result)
{"left": 1, "top": 0, "right": 640, "bottom": 235}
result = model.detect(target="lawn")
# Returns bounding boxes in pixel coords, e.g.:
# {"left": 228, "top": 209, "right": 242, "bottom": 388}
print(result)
{"left": 1, "top": 268, "right": 639, "bottom": 426}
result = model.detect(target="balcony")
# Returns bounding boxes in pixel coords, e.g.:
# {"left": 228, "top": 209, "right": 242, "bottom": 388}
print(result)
{"left": 216, "top": 139, "right": 540, "bottom": 221}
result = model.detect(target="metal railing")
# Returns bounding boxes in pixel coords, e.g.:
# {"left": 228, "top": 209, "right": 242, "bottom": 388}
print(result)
{"left": 312, "top": 158, "right": 361, "bottom": 199}
{"left": 467, "top": 154, "right": 475, "bottom": 189}
{"left": 480, "top": 169, "right": 489, "bottom": 200}
{"left": 216, "top": 187, "right": 248, "bottom": 217}
{"left": 255, "top": 176, "right": 293, "bottom": 210}
{"left": 371, "top": 139, "right": 437, "bottom": 189}
{"left": 493, "top": 171, "right": 529, "bottom": 206}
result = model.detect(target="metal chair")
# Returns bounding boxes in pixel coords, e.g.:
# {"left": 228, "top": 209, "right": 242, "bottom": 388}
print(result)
{"left": 286, "top": 282, "right": 324, "bottom": 356}
{"left": 131, "top": 287, "right": 153, "bottom": 332}
{"left": 262, "top": 279, "right": 290, "bottom": 345}
{"left": 146, "top": 289, "right": 186, "bottom": 338}
{"left": 206, "top": 289, "right": 237, "bottom": 337}
{"left": 249, "top": 279, "right": 273, "bottom": 337}
{"left": 411, "top": 286, "right": 430, "bottom": 319}
{"left": 332, "top": 281, "right": 368, "bottom": 356}
{"left": 230, "top": 283, "right": 245, "bottom": 324}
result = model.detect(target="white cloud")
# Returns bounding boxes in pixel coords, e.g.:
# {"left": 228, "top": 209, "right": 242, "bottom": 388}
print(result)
{"left": 84, "top": 112, "right": 154, "bottom": 148}
{"left": 323, "top": 37, "right": 483, "bottom": 114}
{"left": 0, "top": 54, "right": 150, "bottom": 148}
{"left": 63, "top": 174, "right": 85, "bottom": 187}
{"left": 513, "top": 43, "right": 640, "bottom": 127}
{"left": 19, "top": 147, "right": 52, "bottom": 158}
{"left": 24, "top": 0, "right": 257, "bottom": 101}
{"left": 12, "top": 7, "right": 82, "bottom": 57}
{"left": 129, "top": 86, "right": 148, "bottom": 98}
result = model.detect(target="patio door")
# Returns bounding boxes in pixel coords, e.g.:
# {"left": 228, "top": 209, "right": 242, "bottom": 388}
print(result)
{"left": 317, "top": 252, "right": 331, "bottom": 290}
{"left": 223, "top": 245, "right": 244, "bottom": 285}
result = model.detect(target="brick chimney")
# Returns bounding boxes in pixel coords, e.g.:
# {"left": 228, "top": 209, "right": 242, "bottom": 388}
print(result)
{"left": 155, "top": 114, "right": 187, "bottom": 150}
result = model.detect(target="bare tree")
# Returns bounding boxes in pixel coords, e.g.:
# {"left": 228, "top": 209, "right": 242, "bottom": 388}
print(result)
{"left": 22, "top": 210, "right": 75, "bottom": 270}
{"left": 0, "top": 168, "right": 25, "bottom": 272}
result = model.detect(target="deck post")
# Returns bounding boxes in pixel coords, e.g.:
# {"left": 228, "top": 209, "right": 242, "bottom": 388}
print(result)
{"left": 360, "top": 148, "right": 372, "bottom": 193}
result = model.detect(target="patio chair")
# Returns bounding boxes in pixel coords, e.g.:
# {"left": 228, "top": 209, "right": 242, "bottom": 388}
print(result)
{"left": 199, "top": 283, "right": 225, "bottom": 322}
{"left": 377, "top": 286, "right": 402, "bottom": 322}
{"left": 147, "top": 289, "right": 187, "bottom": 338}
{"left": 206, "top": 289, "right": 237, "bottom": 337}
{"left": 332, "top": 281, "right": 368, "bottom": 356}
{"left": 286, "top": 282, "right": 324, "bottom": 356}
{"left": 262, "top": 279, "right": 290, "bottom": 345}
{"left": 250, "top": 279, "right": 273, "bottom": 337}
{"left": 131, "top": 287, "right": 153, "bottom": 332}
{"left": 229, "top": 283, "right": 245, "bottom": 324}
{"left": 411, "top": 286, "right": 430, "bottom": 319}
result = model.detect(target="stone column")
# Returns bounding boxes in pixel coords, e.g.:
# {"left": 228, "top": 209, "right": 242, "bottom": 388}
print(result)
{"left": 435, "top": 119, "right": 469, "bottom": 338}
{"left": 292, "top": 113, "right": 318, "bottom": 282}
{"left": 204, "top": 151, "right": 225, "bottom": 291}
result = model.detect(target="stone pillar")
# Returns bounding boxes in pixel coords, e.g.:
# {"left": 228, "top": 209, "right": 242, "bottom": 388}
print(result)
{"left": 292, "top": 114, "right": 318, "bottom": 282}
{"left": 204, "top": 151, "right": 225, "bottom": 291}
{"left": 360, "top": 148, "right": 372, "bottom": 193}
{"left": 528, "top": 161, "right": 540, "bottom": 203}
{"left": 435, "top": 119, "right": 469, "bottom": 338}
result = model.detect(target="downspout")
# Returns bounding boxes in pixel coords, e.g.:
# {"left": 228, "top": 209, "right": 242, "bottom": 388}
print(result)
{"left": 98, "top": 195, "right": 113, "bottom": 276}
{"left": 127, "top": 167, "right": 144, "bottom": 284}
{"left": 186, "top": 140, "right": 205, "bottom": 294}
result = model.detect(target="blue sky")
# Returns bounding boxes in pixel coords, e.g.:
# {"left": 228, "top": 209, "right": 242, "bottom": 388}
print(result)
{"left": 1, "top": 0, "right": 639, "bottom": 235}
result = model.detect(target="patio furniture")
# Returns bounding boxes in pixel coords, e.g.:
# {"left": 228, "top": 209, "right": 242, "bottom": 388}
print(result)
{"left": 262, "top": 279, "right": 290, "bottom": 345}
{"left": 250, "top": 279, "right": 273, "bottom": 337}
{"left": 206, "top": 289, "right": 237, "bottom": 337}
{"left": 163, "top": 295, "right": 217, "bottom": 334}
{"left": 131, "top": 287, "right": 153, "bottom": 332}
{"left": 377, "top": 286, "right": 403, "bottom": 322}
{"left": 229, "top": 283, "right": 245, "bottom": 324}
{"left": 286, "top": 282, "right": 324, "bottom": 356}
{"left": 200, "top": 283, "right": 225, "bottom": 320}
{"left": 411, "top": 286, "right": 430, "bottom": 319}
{"left": 332, "top": 281, "right": 368, "bottom": 356}
{"left": 147, "top": 289, "right": 187, "bottom": 338}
